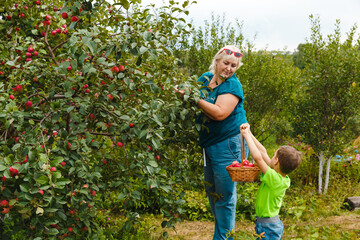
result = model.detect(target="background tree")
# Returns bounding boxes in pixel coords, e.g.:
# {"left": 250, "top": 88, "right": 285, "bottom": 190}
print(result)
{"left": 238, "top": 50, "right": 302, "bottom": 142}
{"left": 175, "top": 13, "right": 246, "bottom": 77}
{"left": 291, "top": 15, "right": 360, "bottom": 194}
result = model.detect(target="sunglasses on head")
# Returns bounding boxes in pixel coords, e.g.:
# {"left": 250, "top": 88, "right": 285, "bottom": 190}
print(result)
{"left": 218, "top": 48, "right": 243, "bottom": 58}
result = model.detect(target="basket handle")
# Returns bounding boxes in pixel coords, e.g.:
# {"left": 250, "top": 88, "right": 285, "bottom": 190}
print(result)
{"left": 240, "top": 131, "right": 245, "bottom": 164}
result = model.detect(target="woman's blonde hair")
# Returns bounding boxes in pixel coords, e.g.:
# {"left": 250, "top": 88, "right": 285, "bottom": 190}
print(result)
{"left": 209, "top": 45, "right": 243, "bottom": 74}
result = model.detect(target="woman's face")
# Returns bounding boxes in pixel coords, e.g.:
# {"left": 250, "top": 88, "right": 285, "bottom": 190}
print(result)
{"left": 215, "top": 57, "right": 238, "bottom": 79}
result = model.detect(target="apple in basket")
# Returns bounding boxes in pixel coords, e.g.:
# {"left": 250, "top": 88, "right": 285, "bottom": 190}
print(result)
{"left": 230, "top": 160, "right": 255, "bottom": 167}
{"left": 231, "top": 161, "right": 242, "bottom": 167}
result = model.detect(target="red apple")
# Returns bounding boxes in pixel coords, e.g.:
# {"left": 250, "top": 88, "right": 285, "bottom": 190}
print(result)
{"left": 119, "top": 65, "right": 125, "bottom": 72}
{"left": 0, "top": 200, "right": 9, "bottom": 206}
{"left": 9, "top": 95, "right": 15, "bottom": 100}
{"left": 117, "top": 142, "right": 123, "bottom": 147}
{"left": 71, "top": 16, "right": 79, "bottom": 22}
{"left": 60, "top": 161, "right": 66, "bottom": 166}
{"left": 129, "top": 123, "right": 135, "bottom": 128}
{"left": 25, "top": 101, "right": 32, "bottom": 108}
{"left": 27, "top": 46, "right": 33, "bottom": 52}
{"left": 61, "top": 12, "right": 68, "bottom": 19}
{"left": 50, "top": 167, "right": 56, "bottom": 172}
{"left": 111, "top": 66, "right": 119, "bottom": 72}
{"left": 38, "top": 189, "right": 44, "bottom": 195}
{"left": 45, "top": 15, "right": 51, "bottom": 21}
{"left": 1, "top": 208, "right": 9, "bottom": 214}
{"left": 35, "top": 1, "right": 41, "bottom": 5}
{"left": 6, "top": 15, "right": 11, "bottom": 21}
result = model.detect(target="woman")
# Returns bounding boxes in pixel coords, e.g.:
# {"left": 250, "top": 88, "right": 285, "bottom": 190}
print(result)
{"left": 183, "top": 45, "right": 249, "bottom": 240}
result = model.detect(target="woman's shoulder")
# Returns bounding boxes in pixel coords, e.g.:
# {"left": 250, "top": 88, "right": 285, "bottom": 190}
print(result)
{"left": 197, "top": 72, "right": 214, "bottom": 83}
{"left": 219, "top": 74, "right": 244, "bottom": 96}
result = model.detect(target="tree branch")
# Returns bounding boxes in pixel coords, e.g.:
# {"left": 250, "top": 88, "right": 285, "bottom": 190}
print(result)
{"left": 44, "top": 24, "right": 59, "bottom": 66}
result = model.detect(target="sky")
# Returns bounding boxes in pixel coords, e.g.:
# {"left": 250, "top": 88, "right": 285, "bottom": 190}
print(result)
{"left": 140, "top": 0, "right": 360, "bottom": 51}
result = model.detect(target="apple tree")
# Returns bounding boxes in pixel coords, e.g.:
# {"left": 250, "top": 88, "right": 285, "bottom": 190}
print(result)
{"left": 0, "top": 0, "right": 200, "bottom": 238}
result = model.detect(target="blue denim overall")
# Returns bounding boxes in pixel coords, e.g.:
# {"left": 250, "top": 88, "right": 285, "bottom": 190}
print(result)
{"left": 203, "top": 133, "right": 250, "bottom": 240}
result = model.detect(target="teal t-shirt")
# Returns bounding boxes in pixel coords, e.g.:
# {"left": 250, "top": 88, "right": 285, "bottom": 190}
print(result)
{"left": 196, "top": 72, "right": 247, "bottom": 148}
{"left": 255, "top": 168, "right": 291, "bottom": 218}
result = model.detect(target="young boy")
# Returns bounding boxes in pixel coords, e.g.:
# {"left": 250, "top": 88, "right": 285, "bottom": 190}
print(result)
{"left": 240, "top": 123, "right": 302, "bottom": 240}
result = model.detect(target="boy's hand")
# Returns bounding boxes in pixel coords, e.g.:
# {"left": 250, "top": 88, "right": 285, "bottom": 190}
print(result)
{"left": 240, "top": 123, "right": 250, "bottom": 134}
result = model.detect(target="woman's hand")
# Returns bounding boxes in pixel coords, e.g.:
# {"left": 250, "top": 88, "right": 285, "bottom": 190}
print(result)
{"left": 173, "top": 85, "right": 186, "bottom": 99}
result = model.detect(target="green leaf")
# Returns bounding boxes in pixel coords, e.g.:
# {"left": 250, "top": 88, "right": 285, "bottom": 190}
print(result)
{"left": 20, "top": 183, "right": 30, "bottom": 192}
{"left": 0, "top": 164, "right": 6, "bottom": 171}
{"left": 55, "top": 178, "right": 71, "bottom": 186}
{"left": 36, "top": 175, "right": 49, "bottom": 185}
{"left": 118, "top": 193, "right": 126, "bottom": 200}
{"left": 160, "top": 185, "right": 171, "bottom": 193}
{"left": 139, "top": 46, "right": 148, "bottom": 55}
{"left": 47, "top": 228, "right": 59, "bottom": 235}
{"left": 69, "top": 22, "right": 77, "bottom": 31}
{"left": 57, "top": 211, "right": 67, "bottom": 221}
{"left": 67, "top": 106, "right": 75, "bottom": 113}
{"left": 96, "top": 57, "right": 107, "bottom": 65}
{"left": 105, "top": 46, "right": 115, "bottom": 57}
{"left": 51, "top": 157, "right": 64, "bottom": 166}
{"left": 46, "top": 208, "right": 59, "bottom": 213}
{"left": 153, "top": 114, "right": 163, "bottom": 127}
{"left": 103, "top": 69, "right": 113, "bottom": 78}
{"left": 39, "top": 154, "right": 47, "bottom": 162}
{"left": 11, "top": 143, "right": 21, "bottom": 151}
{"left": 151, "top": 138, "right": 159, "bottom": 149}
{"left": 148, "top": 160, "right": 158, "bottom": 168}
{"left": 119, "top": 0, "right": 130, "bottom": 10}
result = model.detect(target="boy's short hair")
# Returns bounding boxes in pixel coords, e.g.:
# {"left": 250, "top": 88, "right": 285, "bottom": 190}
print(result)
{"left": 276, "top": 145, "right": 302, "bottom": 174}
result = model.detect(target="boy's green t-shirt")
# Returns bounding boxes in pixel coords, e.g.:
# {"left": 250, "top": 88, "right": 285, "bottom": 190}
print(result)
{"left": 255, "top": 168, "right": 290, "bottom": 218}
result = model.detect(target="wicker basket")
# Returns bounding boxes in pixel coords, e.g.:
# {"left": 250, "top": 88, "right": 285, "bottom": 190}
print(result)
{"left": 226, "top": 133, "right": 261, "bottom": 182}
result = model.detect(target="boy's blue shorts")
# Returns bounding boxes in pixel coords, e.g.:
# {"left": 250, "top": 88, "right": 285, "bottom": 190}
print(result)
{"left": 255, "top": 215, "right": 284, "bottom": 240}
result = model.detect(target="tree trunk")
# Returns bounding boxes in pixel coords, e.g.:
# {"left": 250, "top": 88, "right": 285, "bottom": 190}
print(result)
{"left": 318, "top": 151, "right": 324, "bottom": 194}
{"left": 323, "top": 156, "right": 331, "bottom": 194}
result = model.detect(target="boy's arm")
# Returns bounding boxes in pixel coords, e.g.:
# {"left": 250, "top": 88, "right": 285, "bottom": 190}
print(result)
{"left": 248, "top": 131, "right": 271, "bottom": 166}
{"left": 240, "top": 125, "right": 268, "bottom": 174}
